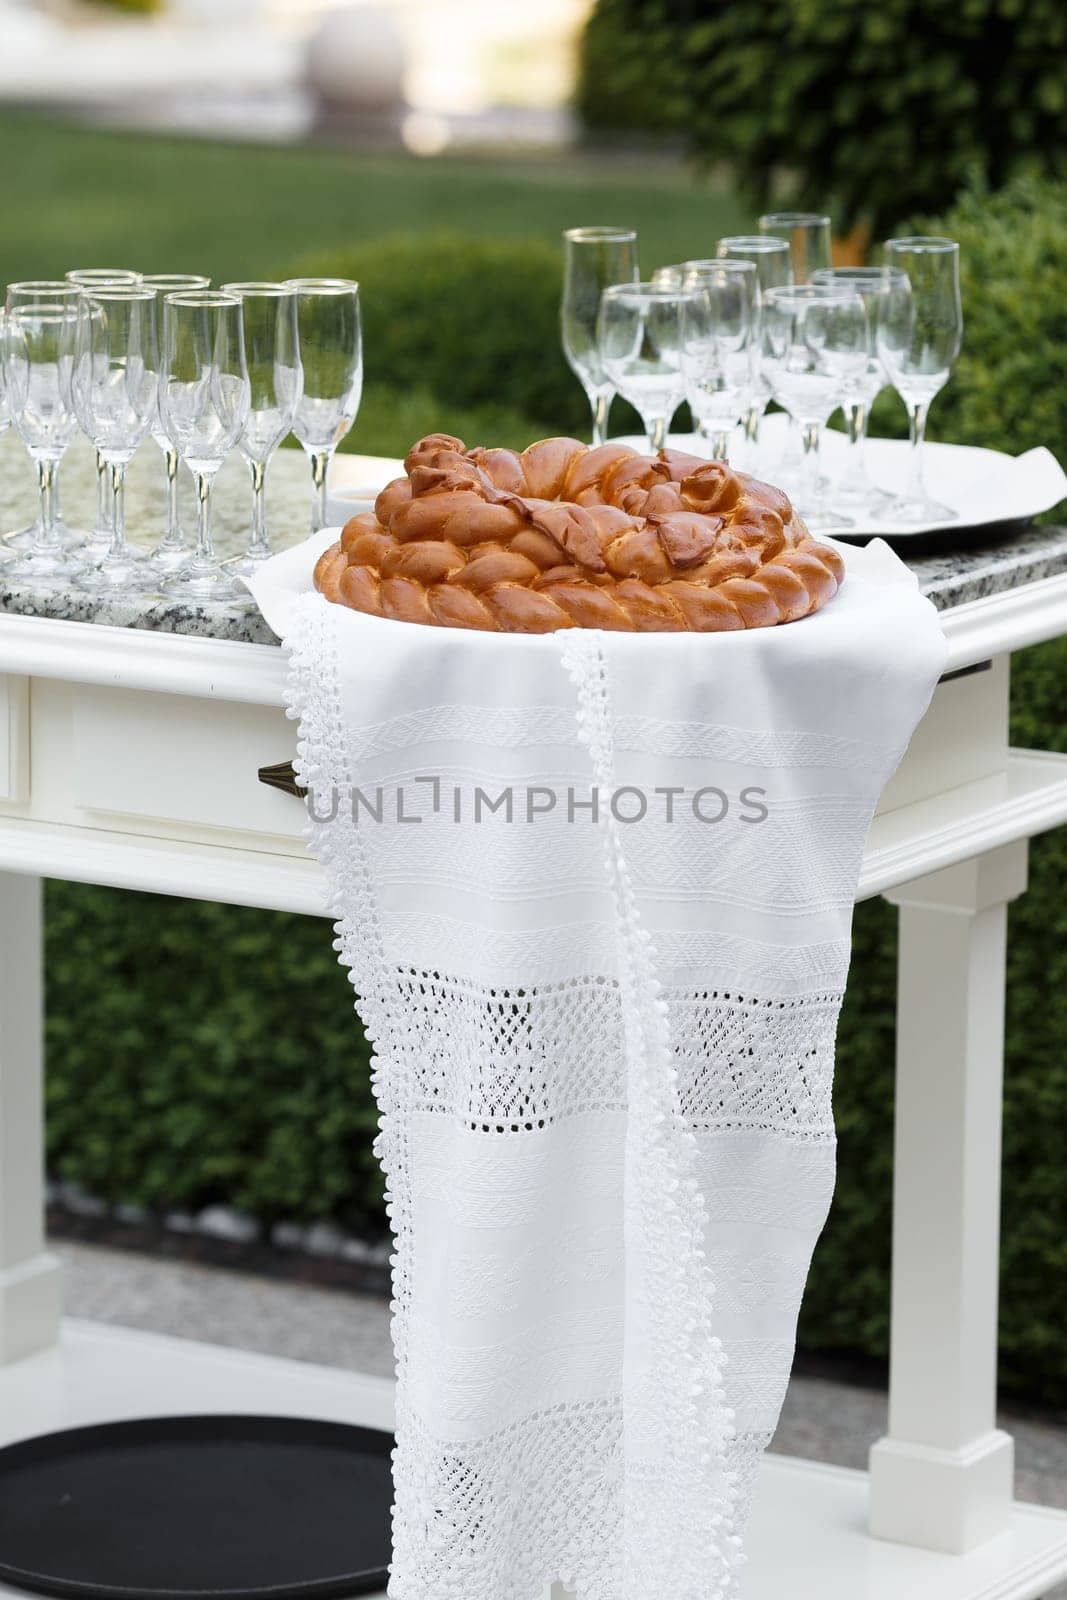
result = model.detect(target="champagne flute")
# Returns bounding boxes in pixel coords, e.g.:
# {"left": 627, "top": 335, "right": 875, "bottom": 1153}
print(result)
{"left": 811, "top": 266, "right": 907, "bottom": 516}
{"left": 562, "top": 226, "right": 639, "bottom": 446}
{"left": 757, "top": 213, "right": 832, "bottom": 284}
{"left": 2, "top": 304, "right": 83, "bottom": 581}
{"left": 221, "top": 282, "right": 303, "bottom": 574}
{"left": 877, "top": 238, "right": 963, "bottom": 524}
{"left": 285, "top": 278, "right": 361, "bottom": 533}
{"left": 158, "top": 291, "right": 250, "bottom": 602}
{"left": 72, "top": 287, "right": 159, "bottom": 594}
{"left": 4, "top": 281, "right": 85, "bottom": 548}
{"left": 715, "top": 236, "right": 792, "bottom": 452}
{"left": 762, "top": 285, "right": 870, "bottom": 530}
{"left": 140, "top": 273, "right": 211, "bottom": 571}
{"left": 659, "top": 262, "right": 756, "bottom": 460}
{"left": 597, "top": 282, "right": 699, "bottom": 452}
{"left": 66, "top": 269, "right": 141, "bottom": 548}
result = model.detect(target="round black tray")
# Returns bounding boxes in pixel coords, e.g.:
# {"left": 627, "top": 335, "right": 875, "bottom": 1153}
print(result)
{"left": 0, "top": 1415, "right": 393, "bottom": 1599}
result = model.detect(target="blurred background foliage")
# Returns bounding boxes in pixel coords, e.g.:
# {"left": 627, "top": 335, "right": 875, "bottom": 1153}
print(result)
{"left": 576, "top": 0, "right": 1067, "bottom": 238}
{"left": 12, "top": 75, "right": 1064, "bottom": 1401}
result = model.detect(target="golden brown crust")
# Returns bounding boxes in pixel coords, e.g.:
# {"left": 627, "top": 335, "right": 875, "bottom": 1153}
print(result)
{"left": 315, "top": 434, "right": 844, "bottom": 633}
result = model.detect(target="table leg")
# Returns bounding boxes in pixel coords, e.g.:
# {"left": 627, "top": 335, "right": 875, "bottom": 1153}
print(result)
{"left": 0, "top": 872, "right": 61, "bottom": 1363}
{"left": 868, "top": 841, "right": 1028, "bottom": 1554}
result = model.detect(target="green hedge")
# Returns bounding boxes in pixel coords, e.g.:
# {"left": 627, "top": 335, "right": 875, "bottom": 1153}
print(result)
{"left": 45, "top": 186, "right": 1067, "bottom": 1401}
{"left": 577, "top": 0, "right": 1067, "bottom": 236}
{"left": 285, "top": 233, "right": 586, "bottom": 441}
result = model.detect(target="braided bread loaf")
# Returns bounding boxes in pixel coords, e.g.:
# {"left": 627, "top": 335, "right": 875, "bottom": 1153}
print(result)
{"left": 313, "top": 433, "right": 845, "bottom": 633}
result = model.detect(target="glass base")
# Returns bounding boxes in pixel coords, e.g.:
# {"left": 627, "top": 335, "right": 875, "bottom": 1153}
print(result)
{"left": 4, "top": 516, "right": 86, "bottom": 551}
{"left": 161, "top": 560, "right": 245, "bottom": 604}
{"left": 883, "top": 494, "right": 958, "bottom": 527}
{"left": 832, "top": 481, "right": 901, "bottom": 520}
{"left": 224, "top": 547, "right": 272, "bottom": 579}
{"left": 148, "top": 539, "right": 193, "bottom": 574}
{"left": 78, "top": 553, "right": 157, "bottom": 595}
{"left": 1, "top": 546, "right": 85, "bottom": 583}
{"left": 795, "top": 502, "right": 857, "bottom": 533}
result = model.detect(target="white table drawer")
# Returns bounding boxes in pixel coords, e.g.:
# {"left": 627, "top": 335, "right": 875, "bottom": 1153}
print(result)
{"left": 877, "top": 656, "right": 1008, "bottom": 815}
{"left": 67, "top": 685, "right": 303, "bottom": 844}
{"left": 0, "top": 675, "right": 28, "bottom": 805}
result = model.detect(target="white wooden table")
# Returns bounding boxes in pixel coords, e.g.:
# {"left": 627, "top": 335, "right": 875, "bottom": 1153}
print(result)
{"left": 0, "top": 442, "right": 1065, "bottom": 1598}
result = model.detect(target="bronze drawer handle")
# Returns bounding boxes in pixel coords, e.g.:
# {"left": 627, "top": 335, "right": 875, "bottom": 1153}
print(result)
{"left": 258, "top": 760, "right": 307, "bottom": 799}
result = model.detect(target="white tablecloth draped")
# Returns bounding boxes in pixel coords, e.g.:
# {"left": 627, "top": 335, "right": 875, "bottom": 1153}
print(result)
{"left": 250, "top": 537, "right": 945, "bottom": 1600}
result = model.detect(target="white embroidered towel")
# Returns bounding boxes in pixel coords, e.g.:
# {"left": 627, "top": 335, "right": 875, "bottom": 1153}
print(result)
{"left": 250, "top": 538, "right": 945, "bottom": 1600}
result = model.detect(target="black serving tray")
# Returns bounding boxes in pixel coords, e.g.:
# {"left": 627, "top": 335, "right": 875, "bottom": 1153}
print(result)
{"left": 0, "top": 1415, "right": 393, "bottom": 1599}
{"left": 832, "top": 514, "right": 1036, "bottom": 552}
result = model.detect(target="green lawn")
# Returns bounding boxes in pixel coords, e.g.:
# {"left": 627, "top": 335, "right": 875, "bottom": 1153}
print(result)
{"left": 0, "top": 113, "right": 746, "bottom": 289}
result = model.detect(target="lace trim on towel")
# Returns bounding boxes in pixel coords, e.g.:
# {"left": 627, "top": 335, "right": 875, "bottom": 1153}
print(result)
{"left": 382, "top": 968, "right": 838, "bottom": 1140}
{"left": 561, "top": 630, "right": 744, "bottom": 1600}
{"left": 391, "top": 1398, "right": 770, "bottom": 1600}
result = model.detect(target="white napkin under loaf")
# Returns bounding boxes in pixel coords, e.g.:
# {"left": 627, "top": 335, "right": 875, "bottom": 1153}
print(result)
{"left": 250, "top": 538, "right": 945, "bottom": 1600}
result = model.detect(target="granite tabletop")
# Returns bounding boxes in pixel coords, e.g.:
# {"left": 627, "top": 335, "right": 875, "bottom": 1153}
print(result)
{"left": 1, "top": 431, "right": 1064, "bottom": 647}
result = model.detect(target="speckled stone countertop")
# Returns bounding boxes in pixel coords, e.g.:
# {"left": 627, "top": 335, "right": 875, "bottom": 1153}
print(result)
{"left": 1, "top": 431, "right": 1065, "bottom": 646}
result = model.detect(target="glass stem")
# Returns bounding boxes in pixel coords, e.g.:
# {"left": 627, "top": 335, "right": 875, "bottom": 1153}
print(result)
{"left": 590, "top": 389, "right": 611, "bottom": 448}
{"left": 248, "top": 458, "right": 269, "bottom": 558}
{"left": 194, "top": 471, "right": 214, "bottom": 565}
{"left": 646, "top": 415, "right": 668, "bottom": 454}
{"left": 839, "top": 400, "right": 870, "bottom": 492}
{"left": 906, "top": 399, "right": 931, "bottom": 501}
{"left": 95, "top": 449, "right": 111, "bottom": 535}
{"left": 160, "top": 445, "right": 182, "bottom": 548}
{"left": 309, "top": 449, "right": 331, "bottom": 533}
{"left": 36, "top": 457, "right": 59, "bottom": 552}
{"left": 711, "top": 428, "right": 732, "bottom": 462}
{"left": 800, "top": 421, "right": 822, "bottom": 512}
{"left": 108, "top": 461, "right": 127, "bottom": 559}
{"left": 743, "top": 403, "right": 762, "bottom": 446}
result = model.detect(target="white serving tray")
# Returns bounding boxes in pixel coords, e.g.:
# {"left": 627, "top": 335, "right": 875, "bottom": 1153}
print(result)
{"left": 619, "top": 416, "right": 1067, "bottom": 540}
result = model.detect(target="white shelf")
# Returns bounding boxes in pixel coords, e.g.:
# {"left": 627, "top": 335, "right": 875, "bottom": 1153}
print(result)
{"left": 0, "top": 1321, "right": 1063, "bottom": 1600}
{"left": 746, "top": 1456, "right": 1067, "bottom": 1600}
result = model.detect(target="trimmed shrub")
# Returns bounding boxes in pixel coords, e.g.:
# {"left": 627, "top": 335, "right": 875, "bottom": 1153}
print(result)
{"left": 577, "top": 0, "right": 1067, "bottom": 236}
{"left": 45, "top": 890, "right": 383, "bottom": 1233}
{"left": 285, "top": 233, "right": 588, "bottom": 440}
{"left": 347, "top": 381, "right": 546, "bottom": 460}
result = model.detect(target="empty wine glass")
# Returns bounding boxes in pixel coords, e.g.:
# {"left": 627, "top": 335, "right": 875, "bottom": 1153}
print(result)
{"left": 597, "top": 283, "right": 698, "bottom": 453}
{"left": 158, "top": 291, "right": 250, "bottom": 602}
{"left": 221, "top": 282, "right": 303, "bottom": 575}
{"left": 675, "top": 263, "right": 756, "bottom": 460}
{"left": 72, "top": 287, "right": 159, "bottom": 594}
{"left": 66, "top": 269, "right": 141, "bottom": 548}
{"left": 286, "top": 278, "right": 361, "bottom": 533}
{"left": 715, "top": 236, "right": 792, "bottom": 451}
{"left": 877, "top": 238, "right": 963, "bottom": 524}
{"left": 758, "top": 213, "right": 832, "bottom": 285}
{"left": 2, "top": 304, "right": 83, "bottom": 581}
{"left": 4, "top": 281, "right": 85, "bottom": 548}
{"left": 562, "top": 226, "right": 639, "bottom": 446}
{"left": 811, "top": 266, "right": 907, "bottom": 517}
{"left": 140, "top": 274, "right": 211, "bottom": 572}
{"left": 763, "top": 285, "right": 870, "bottom": 530}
